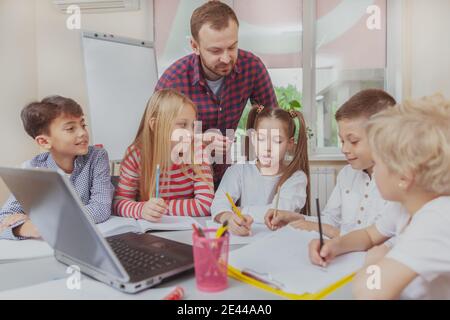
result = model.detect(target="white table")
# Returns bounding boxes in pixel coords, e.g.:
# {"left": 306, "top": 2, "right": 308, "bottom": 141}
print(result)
{"left": 0, "top": 228, "right": 353, "bottom": 300}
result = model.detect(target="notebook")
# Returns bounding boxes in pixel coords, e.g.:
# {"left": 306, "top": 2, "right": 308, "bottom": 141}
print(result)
{"left": 206, "top": 220, "right": 272, "bottom": 245}
{"left": 0, "top": 278, "right": 176, "bottom": 300}
{"left": 97, "top": 215, "right": 200, "bottom": 237}
{"left": 0, "top": 239, "right": 54, "bottom": 263}
{"left": 228, "top": 226, "right": 366, "bottom": 299}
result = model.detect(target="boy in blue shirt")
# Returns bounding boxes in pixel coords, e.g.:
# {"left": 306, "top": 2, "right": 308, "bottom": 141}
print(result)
{"left": 0, "top": 96, "right": 113, "bottom": 240}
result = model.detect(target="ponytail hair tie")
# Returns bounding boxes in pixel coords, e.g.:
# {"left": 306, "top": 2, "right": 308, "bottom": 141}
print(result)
{"left": 256, "top": 104, "right": 265, "bottom": 114}
{"left": 289, "top": 109, "right": 297, "bottom": 119}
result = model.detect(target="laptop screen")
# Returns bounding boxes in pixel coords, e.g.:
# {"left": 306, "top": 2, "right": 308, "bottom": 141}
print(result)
{"left": 0, "top": 167, "right": 127, "bottom": 281}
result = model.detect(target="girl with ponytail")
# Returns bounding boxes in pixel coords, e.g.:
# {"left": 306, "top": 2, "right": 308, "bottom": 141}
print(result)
{"left": 211, "top": 104, "right": 311, "bottom": 236}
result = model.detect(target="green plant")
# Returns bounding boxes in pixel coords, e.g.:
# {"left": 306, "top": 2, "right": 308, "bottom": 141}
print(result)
{"left": 237, "top": 85, "right": 313, "bottom": 140}
{"left": 274, "top": 84, "right": 303, "bottom": 111}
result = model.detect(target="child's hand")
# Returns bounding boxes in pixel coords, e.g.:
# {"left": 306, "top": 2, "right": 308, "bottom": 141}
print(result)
{"left": 289, "top": 219, "right": 317, "bottom": 232}
{"left": 142, "top": 198, "right": 168, "bottom": 222}
{"left": 13, "top": 219, "right": 41, "bottom": 239}
{"left": 219, "top": 212, "right": 253, "bottom": 236}
{"left": 229, "top": 214, "right": 253, "bottom": 236}
{"left": 264, "top": 209, "right": 303, "bottom": 231}
{"left": 0, "top": 213, "right": 27, "bottom": 229}
{"left": 308, "top": 238, "right": 339, "bottom": 267}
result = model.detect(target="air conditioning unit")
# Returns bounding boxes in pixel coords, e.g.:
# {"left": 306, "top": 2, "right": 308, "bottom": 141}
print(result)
{"left": 53, "top": 0, "right": 140, "bottom": 14}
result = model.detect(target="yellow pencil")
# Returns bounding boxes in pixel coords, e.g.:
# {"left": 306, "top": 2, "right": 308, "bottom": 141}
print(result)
{"left": 215, "top": 221, "right": 229, "bottom": 238}
{"left": 225, "top": 192, "right": 243, "bottom": 219}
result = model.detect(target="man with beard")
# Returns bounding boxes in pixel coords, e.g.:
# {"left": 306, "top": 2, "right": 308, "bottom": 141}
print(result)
{"left": 155, "top": 1, "right": 278, "bottom": 188}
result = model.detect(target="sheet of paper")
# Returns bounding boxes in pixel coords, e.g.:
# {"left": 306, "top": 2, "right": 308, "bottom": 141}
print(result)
{"left": 0, "top": 278, "right": 175, "bottom": 300}
{"left": 229, "top": 226, "right": 366, "bottom": 294}
{"left": 0, "top": 239, "right": 54, "bottom": 262}
{"left": 206, "top": 220, "right": 272, "bottom": 245}
{"left": 138, "top": 215, "right": 199, "bottom": 231}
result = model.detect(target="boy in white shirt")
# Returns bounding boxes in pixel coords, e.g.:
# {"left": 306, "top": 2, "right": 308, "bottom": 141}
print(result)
{"left": 267, "top": 89, "right": 396, "bottom": 238}
{"left": 309, "top": 94, "right": 450, "bottom": 299}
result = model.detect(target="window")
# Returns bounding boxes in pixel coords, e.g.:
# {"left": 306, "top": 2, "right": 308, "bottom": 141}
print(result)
{"left": 312, "top": 0, "right": 387, "bottom": 153}
{"left": 154, "top": 0, "right": 396, "bottom": 157}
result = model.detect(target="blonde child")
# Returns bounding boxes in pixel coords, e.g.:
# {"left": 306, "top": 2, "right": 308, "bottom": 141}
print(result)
{"left": 0, "top": 96, "right": 113, "bottom": 240}
{"left": 267, "top": 89, "right": 397, "bottom": 238}
{"left": 211, "top": 105, "right": 310, "bottom": 236}
{"left": 113, "top": 89, "right": 214, "bottom": 219}
{"left": 309, "top": 94, "right": 450, "bottom": 299}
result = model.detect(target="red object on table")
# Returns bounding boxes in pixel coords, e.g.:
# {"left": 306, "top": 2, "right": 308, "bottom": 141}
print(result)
{"left": 163, "top": 286, "right": 184, "bottom": 300}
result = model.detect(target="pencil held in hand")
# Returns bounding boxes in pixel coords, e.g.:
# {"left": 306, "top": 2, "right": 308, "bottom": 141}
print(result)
{"left": 155, "top": 164, "right": 160, "bottom": 198}
{"left": 272, "top": 186, "right": 281, "bottom": 229}
{"left": 225, "top": 192, "right": 243, "bottom": 219}
{"left": 316, "top": 198, "right": 324, "bottom": 252}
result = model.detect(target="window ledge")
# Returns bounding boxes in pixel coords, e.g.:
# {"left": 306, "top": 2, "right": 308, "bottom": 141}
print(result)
{"left": 309, "top": 153, "right": 346, "bottom": 162}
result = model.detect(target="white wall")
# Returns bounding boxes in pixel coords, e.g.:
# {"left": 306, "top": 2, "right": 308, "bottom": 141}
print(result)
{"left": 35, "top": 0, "right": 153, "bottom": 121}
{"left": 0, "top": 0, "right": 39, "bottom": 203}
{"left": 0, "top": 0, "right": 154, "bottom": 203}
{"left": 407, "top": 0, "right": 450, "bottom": 98}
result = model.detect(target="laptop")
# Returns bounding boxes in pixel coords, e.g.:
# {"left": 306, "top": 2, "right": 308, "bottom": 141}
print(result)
{"left": 0, "top": 167, "right": 194, "bottom": 293}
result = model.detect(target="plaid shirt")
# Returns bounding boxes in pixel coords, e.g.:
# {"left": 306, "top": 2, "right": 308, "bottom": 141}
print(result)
{"left": 0, "top": 146, "right": 114, "bottom": 240}
{"left": 155, "top": 49, "right": 278, "bottom": 184}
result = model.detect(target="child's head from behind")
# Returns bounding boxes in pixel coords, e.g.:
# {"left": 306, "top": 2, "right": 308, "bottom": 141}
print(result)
{"left": 132, "top": 89, "right": 198, "bottom": 200}
{"left": 367, "top": 93, "right": 450, "bottom": 202}
{"left": 335, "top": 89, "right": 396, "bottom": 172}
{"left": 21, "top": 96, "right": 88, "bottom": 157}
{"left": 246, "top": 105, "right": 311, "bottom": 214}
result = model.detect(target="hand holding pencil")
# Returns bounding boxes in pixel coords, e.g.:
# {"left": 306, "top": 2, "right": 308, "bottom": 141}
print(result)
{"left": 220, "top": 192, "right": 253, "bottom": 236}
{"left": 308, "top": 198, "right": 337, "bottom": 267}
{"left": 141, "top": 164, "right": 168, "bottom": 222}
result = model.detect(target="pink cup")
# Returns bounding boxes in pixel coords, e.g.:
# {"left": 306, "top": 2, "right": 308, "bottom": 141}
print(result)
{"left": 192, "top": 228, "right": 230, "bottom": 292}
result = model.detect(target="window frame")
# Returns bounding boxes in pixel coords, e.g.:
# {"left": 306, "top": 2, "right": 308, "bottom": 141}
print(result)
{"left": 302, "top": 0, "right": 403, "bottom": 157}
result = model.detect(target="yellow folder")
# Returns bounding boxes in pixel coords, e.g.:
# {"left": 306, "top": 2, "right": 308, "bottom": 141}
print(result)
{"left": 228, "top": 265, "right": 355, "bottom": 300}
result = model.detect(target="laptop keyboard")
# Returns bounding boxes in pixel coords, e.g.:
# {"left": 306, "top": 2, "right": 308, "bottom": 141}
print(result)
{"left": 107, "top": 238, "right": 180, "bottom": 277}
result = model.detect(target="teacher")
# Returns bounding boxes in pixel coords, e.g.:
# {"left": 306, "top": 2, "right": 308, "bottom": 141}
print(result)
{"left": 155, "top": 1, "right": 278, "bottom": 187}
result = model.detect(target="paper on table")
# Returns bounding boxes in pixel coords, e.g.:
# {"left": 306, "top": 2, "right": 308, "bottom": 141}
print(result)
{"left": 97, "top": 215, "right": 199, "bottom": 237}
{"left": 229, "top": 226, "right": 366, "bottom": 294}
{"left": 0, "top": 239, "right": 53, "bottom": 262}
{"left": 206, "top": 220, "right": 272, "bottom": 245}
{"left": 138, "top": 215, "right": 199, "bottom": 232}
{"left": 0, "top": 278, "right": 176, "bottom": 300}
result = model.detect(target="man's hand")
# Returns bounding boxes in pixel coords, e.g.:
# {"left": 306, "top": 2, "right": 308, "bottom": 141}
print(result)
{"left": 202, "top": 131, "right": 233, "bottom": 159}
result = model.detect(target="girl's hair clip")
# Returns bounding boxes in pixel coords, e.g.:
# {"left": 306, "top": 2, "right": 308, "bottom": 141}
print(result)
{"left": 256, "top": 104, "right": 265, "bottom": 114}
{"left": 288, "top": 109, "right": 297, "bottom": 119}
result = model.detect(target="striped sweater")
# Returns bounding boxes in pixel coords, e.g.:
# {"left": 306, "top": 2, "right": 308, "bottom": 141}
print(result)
{"left": 113, "top": 146, "right": 214, "bottom": 218}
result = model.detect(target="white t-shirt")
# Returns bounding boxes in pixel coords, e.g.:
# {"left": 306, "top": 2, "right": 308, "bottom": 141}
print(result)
{"left": 306, "top": 165, "right": 389, "bottom": 235}
{"left": 211, "top": 162, "right": 308, "bottom": 223}
{"left": 376, "top": 196, "right": 450, "bottom": 299}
